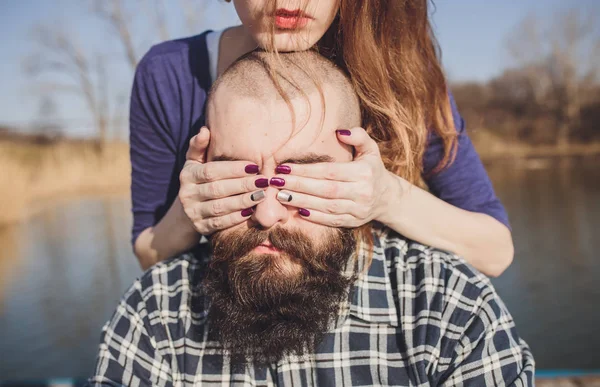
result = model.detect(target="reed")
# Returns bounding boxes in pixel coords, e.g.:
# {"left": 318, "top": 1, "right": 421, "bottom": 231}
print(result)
{"left": 0, "top": 137, "right": 130, "bottom": 225}
{"left": 471, "top": 129, "right": 600, "bottom": 162}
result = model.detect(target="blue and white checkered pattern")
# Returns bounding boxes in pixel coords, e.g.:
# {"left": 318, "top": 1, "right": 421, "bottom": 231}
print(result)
{"left": 87, "top": 227, "right": 534, "bottom": 386}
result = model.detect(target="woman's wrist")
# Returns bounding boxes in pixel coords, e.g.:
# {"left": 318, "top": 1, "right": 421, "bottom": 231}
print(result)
{"left": 156, "top": 197, "right": 201, "bottom": 249}
{"left": 375, "top": 171, "right": 410, "bottom": 228}
{"left": 136, "top": 197, "right": 200, "bottom": 269}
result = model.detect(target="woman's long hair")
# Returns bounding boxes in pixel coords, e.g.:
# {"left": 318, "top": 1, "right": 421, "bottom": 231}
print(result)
{"left": 320, "top": 0, "right": 457, "bottom": 184}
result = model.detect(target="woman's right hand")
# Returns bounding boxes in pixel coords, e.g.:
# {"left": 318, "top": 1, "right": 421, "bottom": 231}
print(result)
{"left": 178, "top": 126, "right": 267, "bottom": 235}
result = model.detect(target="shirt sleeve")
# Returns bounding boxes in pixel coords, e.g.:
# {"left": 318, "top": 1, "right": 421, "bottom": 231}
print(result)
{"left": 422, "top": 92, "right": 511, "bottom": 230}
{"left": 87, "top": 282, "right": 173, "bottom": 386}
{"left": 438, "top": 287, "right": 535, "bottom": 386}
{"left": 129, "top": 51, "right": 182, "bottom": 247}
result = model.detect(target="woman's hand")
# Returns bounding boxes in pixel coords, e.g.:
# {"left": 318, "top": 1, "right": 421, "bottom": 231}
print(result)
{"left": 179, "top": 126, "right": 267, "bottom": 235}
{"left": 273, "top": 127, "right": 397, "bottom": 227}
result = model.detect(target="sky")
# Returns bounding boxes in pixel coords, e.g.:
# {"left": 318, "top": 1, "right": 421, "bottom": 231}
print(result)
{"left": 0, "top": 0, "right": 598, "bottom": 137}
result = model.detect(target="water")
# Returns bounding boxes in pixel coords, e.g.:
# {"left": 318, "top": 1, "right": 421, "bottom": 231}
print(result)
{"left": 0, "top": 157, "right": 598, "bottom": 380}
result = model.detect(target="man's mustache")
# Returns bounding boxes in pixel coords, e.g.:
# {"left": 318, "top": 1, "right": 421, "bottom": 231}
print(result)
{"left": 210, "top": 226, "right": 332, "bottom": 272}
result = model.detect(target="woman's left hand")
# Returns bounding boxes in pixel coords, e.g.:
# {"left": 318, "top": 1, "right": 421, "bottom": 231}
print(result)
{"left": 273, "top": 127, "right": 398, "bottom": 227}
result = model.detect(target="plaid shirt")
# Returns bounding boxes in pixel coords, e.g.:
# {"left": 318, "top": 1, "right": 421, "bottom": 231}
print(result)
{"left": 88, "top": 227, "right": 534, "bottom": 386}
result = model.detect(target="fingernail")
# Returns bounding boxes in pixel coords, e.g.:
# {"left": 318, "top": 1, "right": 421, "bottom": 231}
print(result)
{"left": 275, "top": 165, "right": 291, "bottom": 174}
{"left": 241, "top": 207, "right": 254, "bottom": 217}
{"left": 255, "top": 178, "right": 269, "bottom": 188}
{"left": 251, "top": 190, "right": 265, "bottom": 201}
{"left": 245, "top": 164, "right": 259, "bottom": 174}
{"left": 336, "top": 129, "right": 352, "bottom": 136}
{"left": 276, "top": 191, "right": 292, "bottom": 202}
{"left": 270, "top": 177, "right": 285, "bottom": 187}
{"left": 298, "top": 208, "right": 310, "bottom": 217}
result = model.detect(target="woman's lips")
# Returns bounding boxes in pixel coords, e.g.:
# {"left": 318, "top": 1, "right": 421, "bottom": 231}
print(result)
{"left": 274, "top": 9, "right": 312, "bottom": 30}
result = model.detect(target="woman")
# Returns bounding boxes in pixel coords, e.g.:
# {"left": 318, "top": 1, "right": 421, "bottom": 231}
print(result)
{"left": 130, "top": 0, "right": 513, "bottom": 276}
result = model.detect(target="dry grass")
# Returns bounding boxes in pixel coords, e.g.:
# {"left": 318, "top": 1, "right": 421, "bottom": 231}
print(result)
{"left": 0, "top": 137, "right": 130, "bottom": 225}
{"left": 471, "top": 129, "right": 600, "bottom": 162}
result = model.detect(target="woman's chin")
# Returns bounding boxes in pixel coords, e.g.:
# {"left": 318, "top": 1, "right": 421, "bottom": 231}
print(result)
{"left": 254, "top": 31, "right": 319, "bottom": 52}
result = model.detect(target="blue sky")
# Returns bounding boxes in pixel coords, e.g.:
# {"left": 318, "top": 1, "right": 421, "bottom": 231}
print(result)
{"left": 0, "top": 0, "right": 598, "bottom": 137}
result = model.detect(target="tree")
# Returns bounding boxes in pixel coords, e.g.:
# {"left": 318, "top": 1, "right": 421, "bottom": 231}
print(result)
{"left": 93, "top": 0, "right": 139, "bottom": 70}
{"left": 506, "top": 9, "right": 600, "bottom": 147}
{"left": 24, "top": 1, "right": 209, "bottom": 142}
{"left": 24, "top": 24, "right": 111, "bottom": 148}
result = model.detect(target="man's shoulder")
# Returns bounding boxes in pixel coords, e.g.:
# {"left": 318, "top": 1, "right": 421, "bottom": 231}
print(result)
{"left": 375, "top": 227, "right": 499, "bottom": 321}
{"left": 122, "top": 246, "right": 210, "bottom": 315}
{"left": 378, "top": 227, "right": 491, "bottom": 289}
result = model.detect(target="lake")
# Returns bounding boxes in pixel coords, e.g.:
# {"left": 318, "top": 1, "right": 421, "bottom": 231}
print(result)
{"left": 0, "top": 156, "right": 599, "bottom": 380}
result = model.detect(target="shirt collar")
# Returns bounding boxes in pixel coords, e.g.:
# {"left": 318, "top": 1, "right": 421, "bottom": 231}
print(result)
{"left": 335, "top": 227, "right": 399, "bottom": 328}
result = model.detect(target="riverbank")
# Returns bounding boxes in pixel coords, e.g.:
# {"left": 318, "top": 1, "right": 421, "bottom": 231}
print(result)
{"left": 537, "top": 375, "right": 600, "bottom": 386}
{"left": 472, "top": 130, "right": 600, "bottom": 162}
{"left": 0, "top": 135, "right": 130, "bottom": 226}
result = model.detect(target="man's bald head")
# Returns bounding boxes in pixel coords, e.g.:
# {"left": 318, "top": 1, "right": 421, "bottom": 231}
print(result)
{"left": 206, "top": 50, "right": 361, "bottom": 132}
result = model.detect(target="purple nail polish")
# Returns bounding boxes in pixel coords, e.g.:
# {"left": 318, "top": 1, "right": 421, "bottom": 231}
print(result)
{"left": 255, "top": 178, "right": 269, "bottom": 188}
{"left": 270, "top": 177, "right": 285, "bottom": 187}
{"left": 336, "top": 129, "right": 352, "bottom": 136}
{"left": 245, "top": 164, "right": 259, "bottom": 174}
{"left": 298, "top": 208, "right": 310, "bottom": 217}
{"left": 241, "top": 207, "right": 254, "bottom": 217}
{"left": 275, "top": 165, "right": 291, "bottom": 174}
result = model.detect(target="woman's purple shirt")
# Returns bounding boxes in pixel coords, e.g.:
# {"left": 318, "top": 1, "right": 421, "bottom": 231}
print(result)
{"left": 129, "top": 32, "right": 509, "bottom": 246}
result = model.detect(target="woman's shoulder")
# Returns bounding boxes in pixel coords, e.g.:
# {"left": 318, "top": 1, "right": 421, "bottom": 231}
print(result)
{"left": 136, "top": 31, "right": 212, "bottom": 85}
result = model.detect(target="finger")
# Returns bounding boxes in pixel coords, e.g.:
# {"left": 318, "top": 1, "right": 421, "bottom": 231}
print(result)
{"left": 195, "top": 175, "right": 268, "bottom": 200}
{"left": 276, "top": 161, "right": 361, "bottom": 182}
{"left": 275, "top": 190, "right": 364, "bottom": 217}
{"left": 294, "top": 208, "right": 361, "bottom": 228}
{"left": 186, "top": 126, "right": 211, "bottom": 162}
{"left": 270, "top": 175, "right": 362, "bottom": 200}
{"left": 181, "top": 159, "right": 260, "bottom": 184}
{"left": 197, "top": 189, "right": 266, "bottom": 218}
{"left": 198, "top": 207, "right": 255, "bottom": 235}
{"left": 336, "top": 127, "right": 381, "bottom": 159}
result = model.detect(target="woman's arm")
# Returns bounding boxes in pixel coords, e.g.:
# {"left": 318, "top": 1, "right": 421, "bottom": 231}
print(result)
{"left": 379, "top": 173, "right": 513, "bottom": 277}
{"left": 413, "top": 92, "right": 513, "bottom": 276}
{"left": 129, "top": 43, "right": 199, "bottom": 270}
{"left": 134, "top": 197, "right": 200, "bottom": 270}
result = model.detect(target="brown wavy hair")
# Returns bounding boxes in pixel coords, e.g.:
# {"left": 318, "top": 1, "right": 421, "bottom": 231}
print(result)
{"left": 319, "top": 0, "right": 457, "bottom": 184}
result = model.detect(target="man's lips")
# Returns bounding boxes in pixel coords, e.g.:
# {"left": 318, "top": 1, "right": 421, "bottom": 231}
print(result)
{"left": 253, "top": 242, "right": 281, "bottom": 254}
{"left": 273, "top": 8, "right": 313, "bottom": 30}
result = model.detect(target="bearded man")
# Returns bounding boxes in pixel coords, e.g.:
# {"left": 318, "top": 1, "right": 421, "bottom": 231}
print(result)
{"left": 88, "top": 50, "right": 534, "bottom": 386}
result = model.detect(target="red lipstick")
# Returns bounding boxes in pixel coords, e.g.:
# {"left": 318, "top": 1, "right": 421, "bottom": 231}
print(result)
{"left": 274, "top": 8, "right": 312, "bottom": 30}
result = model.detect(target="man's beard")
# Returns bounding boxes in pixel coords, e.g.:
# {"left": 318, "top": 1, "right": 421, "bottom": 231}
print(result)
{"left": 203, "top": 225, "right": 356, "bottom": 364}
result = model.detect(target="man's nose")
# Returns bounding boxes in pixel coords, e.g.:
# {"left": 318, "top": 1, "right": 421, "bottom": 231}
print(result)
{"left": 251, "top": 186, "right": 289, "bottom": 229}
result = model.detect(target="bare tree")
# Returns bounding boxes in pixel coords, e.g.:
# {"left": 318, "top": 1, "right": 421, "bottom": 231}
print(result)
{"left": 93, "top": 0, "right": 200, "bottom": 70}
{"left": 25, "top": 1, "right": 209, "bottom": 144}
{"left": 24, "top": 24, "right": 111, "bottom": 147}
{"left": 93, "top": 0, "right": 139, "bottom": 70}
{"left": 506, "top": 9, "right": 600, "bottom": 147}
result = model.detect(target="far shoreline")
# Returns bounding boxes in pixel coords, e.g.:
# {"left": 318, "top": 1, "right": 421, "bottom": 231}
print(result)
{"left": 1, "top": 133, "right": 598, "bottom": 226}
